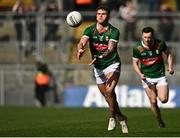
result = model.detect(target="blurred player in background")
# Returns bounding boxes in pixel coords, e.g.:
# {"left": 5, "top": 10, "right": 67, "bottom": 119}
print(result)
{"left": 132, "top": 26, "right": 174, "bottom": 128}
{"left": 34, "top": 61, "right": 50, "bottom": 107}
{"left": 76, "top": 5, "right": 128, "bottom": 133}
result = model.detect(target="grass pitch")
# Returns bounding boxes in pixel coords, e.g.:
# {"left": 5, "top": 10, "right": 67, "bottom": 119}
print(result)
{"left": 0, "top": 106, "right": 180, "bottom": 137}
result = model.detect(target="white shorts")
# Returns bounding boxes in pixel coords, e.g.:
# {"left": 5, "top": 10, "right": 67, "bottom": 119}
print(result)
{"left": 141, "top": 76, "right": 168, "bottom": 88}
{"left": 93, "top": 62, "right": 121, "bottom": 84}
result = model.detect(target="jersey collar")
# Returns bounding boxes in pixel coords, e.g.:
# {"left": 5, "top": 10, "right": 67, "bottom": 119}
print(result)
{"left": 141, "top": 39, "right": 155, "bottom": 50}
{"left": 96, "top": 23, "right": 109, "bottom": 31}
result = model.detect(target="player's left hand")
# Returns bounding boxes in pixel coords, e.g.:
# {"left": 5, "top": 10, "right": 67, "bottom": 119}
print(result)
{"left": 167, "top": 68, "right": 174, "bottom": 75}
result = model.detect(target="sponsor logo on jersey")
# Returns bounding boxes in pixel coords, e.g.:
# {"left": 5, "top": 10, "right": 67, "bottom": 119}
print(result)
{"left": 93, "top": 43, "right": 108, "bottom": 51}
{"left": 140, "top": 56, "right": 162, "bottom": 66}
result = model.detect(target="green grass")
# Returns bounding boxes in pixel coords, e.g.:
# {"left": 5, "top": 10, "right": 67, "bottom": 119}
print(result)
{"left": 0, "top": 106, "right": 180, "bottom": 137}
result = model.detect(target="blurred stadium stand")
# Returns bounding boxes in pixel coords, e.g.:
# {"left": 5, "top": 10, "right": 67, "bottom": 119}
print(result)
{"left": 0, "top": 0, "right": 33, "bottom": 10}
{"left": 0, "top": 0, "right": 179, "bottom": 106}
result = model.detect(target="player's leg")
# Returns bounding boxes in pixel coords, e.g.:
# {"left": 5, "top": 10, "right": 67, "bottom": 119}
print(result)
{"left": 156, "top": 76, "right": 169, "bottom": 103}
{"left": 105, "top": 71, "right": 126, "bottom": 120}
{"left": 144, "top": 85, "right": 164, "bottom": 128}
{"left": 95, "top": 63, "right": 128, "bottom": 132}
{"left": 95, "top": 64, "right": 122, "bottom": 119}
{"left": 155, "top": 84, "right": 169, "bottom": 127}
{"left": 98, "top": 83, "right": 115, "bottom": 117}
{"left": 35, "top": 86, "right": 42, "bottom": 107}
{"left": 155, "top": 77, "right": 169, "bottom": 127}
{"left": 98, "top": 84, "right": 128, "bottom": 132}
{"left": 98, "top": 83, "right": 116, "bottom": 131}
{"left": 103, "top": 71, "right": 128, "bottom": 133}
{"left": 156, "top": 85, "right": 169, "bottom": 103}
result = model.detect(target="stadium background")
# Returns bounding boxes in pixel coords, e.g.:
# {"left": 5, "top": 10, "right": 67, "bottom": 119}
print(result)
{"left": 0, "top": 0, "right": 179, "bottom": 107}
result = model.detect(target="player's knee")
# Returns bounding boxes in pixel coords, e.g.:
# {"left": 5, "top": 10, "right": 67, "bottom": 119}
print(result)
{"left": 158, "top": 95, "right": 168, "bottom": 103}
{"left": 160, "top": 98, "right": 168, "bottom": 103}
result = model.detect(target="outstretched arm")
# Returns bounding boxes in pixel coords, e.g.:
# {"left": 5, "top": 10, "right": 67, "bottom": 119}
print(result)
{"left": 76, "top": 36, "right": 89, "bottom": 60}
{"left": 99, "top": 41, "right": 116, "bottom": 58}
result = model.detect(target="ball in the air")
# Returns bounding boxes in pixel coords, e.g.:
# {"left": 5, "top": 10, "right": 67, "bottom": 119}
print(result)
{"left": 66, "top": 11, "right": 82, "bottom": 27}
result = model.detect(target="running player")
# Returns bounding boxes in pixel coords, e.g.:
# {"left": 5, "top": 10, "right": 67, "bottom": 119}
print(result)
{"left": 76, "top": 5, "right": 128, "bottom": 133}
{"left": 132, "top": 26, "right": 174, "bottom": 128}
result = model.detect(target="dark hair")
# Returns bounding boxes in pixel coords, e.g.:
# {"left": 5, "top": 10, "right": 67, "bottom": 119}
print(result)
{"left": 96, "top": 5, "right": 110, "bottom": 15}
{"left": 142, "top": 27, "right": 154, "bottom": 35}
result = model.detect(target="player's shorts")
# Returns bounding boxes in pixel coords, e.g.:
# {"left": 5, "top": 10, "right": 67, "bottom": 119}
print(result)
{"left": 141, "top": 76, "right": 168, "bottom": 88}
{"left": 93, "top": 62, "right": 121, "bottom": 84}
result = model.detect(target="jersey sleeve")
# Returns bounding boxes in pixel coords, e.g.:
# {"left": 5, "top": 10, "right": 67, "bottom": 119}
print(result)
{"left": 82, "top": 27, "right": 91, "bottom": 38}
{"left": 161, "top": 41, "right": 168, "bottom": 52}
{"left": 109, "top": 28, "right": 120, "bottom": 43}
{"left": 133, "top": 46, "right": 140, "bottom": 59}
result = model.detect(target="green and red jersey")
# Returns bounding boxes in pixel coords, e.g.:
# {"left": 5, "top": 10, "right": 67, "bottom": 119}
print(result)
{"left": 82, "top": 23, "right": 120, "bottom": 69}
{"left": 133, "top": 39, "right": 168, "bottom": 78}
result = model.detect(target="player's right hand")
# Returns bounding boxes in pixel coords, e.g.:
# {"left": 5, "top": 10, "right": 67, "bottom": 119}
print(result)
{"left": 77, "top": 49, "right": 85, "bottom": 60}
{"left": 167, "top": 68, "right": 174, "bottom": 75}
{"left": 140, "top": 74, "right": 146, "bottom": 80}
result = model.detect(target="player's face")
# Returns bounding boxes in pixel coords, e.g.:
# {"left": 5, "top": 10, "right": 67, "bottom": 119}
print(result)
{"left": 142, "top": 32, "right": 153, "bottom": 46}
{"left": 96, "top": 9, "right": 109, "bottom": 24}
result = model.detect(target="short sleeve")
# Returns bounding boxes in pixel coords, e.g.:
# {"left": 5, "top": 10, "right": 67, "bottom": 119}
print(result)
{"left": 161, "top": 41, "right": 168, "bottom": 52}
{"left": 109, "top": 28, "right": 120, "bottom": 43}
{"left": 82, "top": 26, "right": 92, "bottom": 38}
{"left": 133, "top": 47, "right": 140, "bottom": 59}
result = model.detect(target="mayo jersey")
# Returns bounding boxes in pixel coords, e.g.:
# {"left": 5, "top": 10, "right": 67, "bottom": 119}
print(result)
{"left": 133, "top": 39, "right": 167, "bottom": 78}
{"left": 83, "top": 23, "right": 120, "bottom": 69}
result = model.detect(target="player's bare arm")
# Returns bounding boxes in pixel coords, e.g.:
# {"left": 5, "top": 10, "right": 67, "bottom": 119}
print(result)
{"left": 163, "top": 49, "right": 174, "bottom": 75}
{"left": 100, "top": 41, "right": 116, "bottom": 58}
{"left": 132, "top": 58, "right": 146, "bottom": 80}
{"left": 77, "top": 36, "right": 89, "bottom": 60}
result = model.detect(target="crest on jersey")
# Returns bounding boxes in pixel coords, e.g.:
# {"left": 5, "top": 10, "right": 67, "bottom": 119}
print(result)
{"left": 156, "top": 50, "right": 159, "bottom": 54}
{"left": 137, "top": 46, "right": 144, "bottom": 52}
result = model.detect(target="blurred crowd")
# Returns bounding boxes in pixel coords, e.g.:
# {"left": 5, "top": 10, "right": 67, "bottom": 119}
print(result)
{"left": 10, "top": 0, "right": 61, "bottom": 57}
{"left": 0, "top": 0, "right": 179, "bottom": 49}
{"left": 118, "top": 0, "right": 179, "bottom": 42}
{"left": 0, "top": 0, "right": 179, "bottom": 15}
